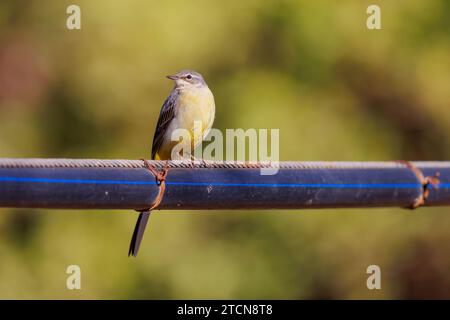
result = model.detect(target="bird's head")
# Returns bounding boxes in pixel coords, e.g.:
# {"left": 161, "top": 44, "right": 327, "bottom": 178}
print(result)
{"left": 167, "top": 70, "right": 207, "bottom": 89}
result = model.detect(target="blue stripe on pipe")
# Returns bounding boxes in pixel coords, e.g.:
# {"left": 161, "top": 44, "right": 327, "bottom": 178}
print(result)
{"left": 166, "top": 181, "right": 422, "bottom": 189}
{"left": 0, "top": 176, "right": 157, "bottom": 185}
{"left": 2, "top": 176, "right": 449, "bottom": 189}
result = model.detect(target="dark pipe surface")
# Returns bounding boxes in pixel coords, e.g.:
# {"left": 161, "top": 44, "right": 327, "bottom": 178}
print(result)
{"left": 0, "top": 159, "right": 448, "bottom": 210}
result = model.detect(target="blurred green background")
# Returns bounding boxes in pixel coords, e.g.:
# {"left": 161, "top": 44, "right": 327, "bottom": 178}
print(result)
{"left": 0, "top": 0, "right": 450, "bottom": 299}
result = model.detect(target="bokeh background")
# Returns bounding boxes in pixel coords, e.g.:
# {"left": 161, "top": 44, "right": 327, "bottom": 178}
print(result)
{"left": 0, "top": 0, "right": 449, "bottom": 299}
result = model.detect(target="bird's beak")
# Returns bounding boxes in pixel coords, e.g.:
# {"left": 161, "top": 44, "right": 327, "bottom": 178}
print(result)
{"left": 166, "top": 75, "right": 178, "bottom": 80}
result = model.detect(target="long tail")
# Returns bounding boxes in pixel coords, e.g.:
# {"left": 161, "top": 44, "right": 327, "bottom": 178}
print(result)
{"left": 128, "top": 211, "right": 151, "bottom": 257}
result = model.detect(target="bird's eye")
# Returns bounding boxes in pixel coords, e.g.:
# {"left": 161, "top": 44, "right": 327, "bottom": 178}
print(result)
{"left": 186, "top": 74, "right": 192, "bottom": 80}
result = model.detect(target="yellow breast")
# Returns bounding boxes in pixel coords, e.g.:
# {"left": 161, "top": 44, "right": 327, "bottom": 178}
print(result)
{"left": 155, "top": 86, "right": 215, "bottom": 160}
{"left": 177, "top": 86, "right": 215, "bottom": 138}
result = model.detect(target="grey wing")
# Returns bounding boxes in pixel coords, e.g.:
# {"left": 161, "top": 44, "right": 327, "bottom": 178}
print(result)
{"left": 151, "top": 90, "right": 178, "bottom": 160}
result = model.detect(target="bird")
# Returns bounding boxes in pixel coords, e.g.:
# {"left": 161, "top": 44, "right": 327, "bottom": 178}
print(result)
{"left": 128, "top": 70, "right": 216, "bottom": 257}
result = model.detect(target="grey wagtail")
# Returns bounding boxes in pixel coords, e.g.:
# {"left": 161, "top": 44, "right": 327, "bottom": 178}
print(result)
{"left": 129, "top": 70, "right": 215, "bottom": 256}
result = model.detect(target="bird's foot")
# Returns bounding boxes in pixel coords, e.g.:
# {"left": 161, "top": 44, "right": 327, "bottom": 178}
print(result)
{"left": 190, "top": 155, "right": 213, "bottom": 168}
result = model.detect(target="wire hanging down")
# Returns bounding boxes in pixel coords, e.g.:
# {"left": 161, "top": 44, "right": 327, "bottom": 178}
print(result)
{"left": 0, "top": 158, "right": 449, "bottom": 210}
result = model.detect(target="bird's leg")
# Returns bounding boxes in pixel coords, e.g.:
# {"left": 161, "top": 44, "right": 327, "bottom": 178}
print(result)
{"left": 201, "top": 159, "right": 213, "bottom": 168}
{"left": 187, "top": 154, "right": 197, "bottom": 168}
{"left": 190, "top": 155, "right": 213, "bottom": 168}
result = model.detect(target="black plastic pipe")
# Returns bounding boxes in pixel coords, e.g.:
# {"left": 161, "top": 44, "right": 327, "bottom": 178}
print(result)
{"left": 0, "top": 159, "right": 449, "bottom": 210}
